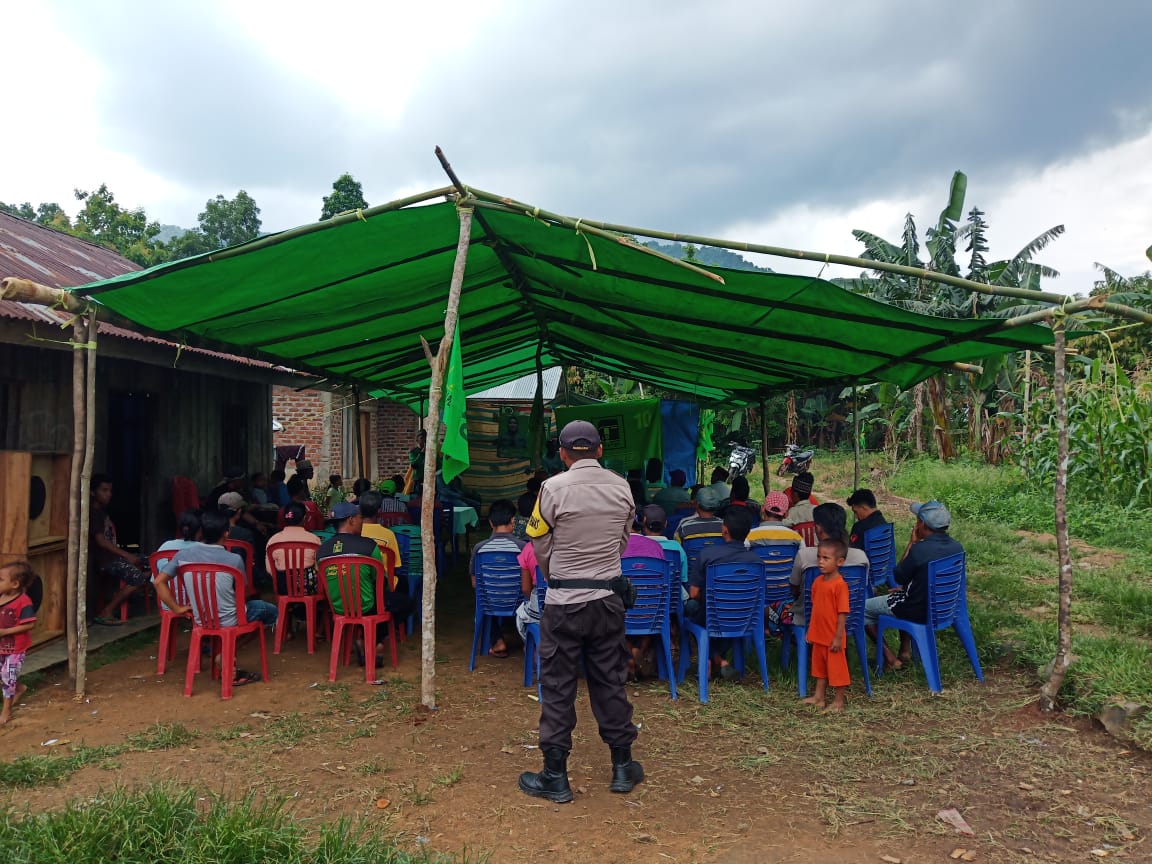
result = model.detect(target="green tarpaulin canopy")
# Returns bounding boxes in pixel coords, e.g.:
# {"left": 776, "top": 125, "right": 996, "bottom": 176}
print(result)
{"left": 69, "top": 194, "right": 1054, "bottom": 404}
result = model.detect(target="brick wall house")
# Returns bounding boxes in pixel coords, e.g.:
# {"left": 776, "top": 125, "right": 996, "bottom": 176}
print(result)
{"left": 272, "top": 386, "right": 418, "bottom": 482}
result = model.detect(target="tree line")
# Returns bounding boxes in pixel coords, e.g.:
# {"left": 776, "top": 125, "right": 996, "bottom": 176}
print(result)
{"left": 1, "top": 173, "right": 369, "bottom": 267}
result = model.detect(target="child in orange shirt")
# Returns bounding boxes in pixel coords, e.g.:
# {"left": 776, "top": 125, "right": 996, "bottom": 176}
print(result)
{"left": 802, "top": 538, "right": 851, "bottom": 712}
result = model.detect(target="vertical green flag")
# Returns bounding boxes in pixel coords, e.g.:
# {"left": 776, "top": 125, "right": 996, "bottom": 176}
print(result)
{"left": 440, "top": 328, "right": 470, "bottom": 483}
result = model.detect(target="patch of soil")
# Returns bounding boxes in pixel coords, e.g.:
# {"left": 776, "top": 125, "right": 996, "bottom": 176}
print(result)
{"left": 2, "top": 589, "right": 1150, "bottom": 864}
{"left": 1013, "top": 530, "right": 1127, "bottom": 570}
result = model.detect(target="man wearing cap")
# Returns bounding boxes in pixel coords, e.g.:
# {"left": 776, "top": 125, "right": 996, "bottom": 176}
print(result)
{"left": 748, "top": 492, "right": 805, "bottom": 546}
{"left": 864, "top": 500, "right": 963, "bottom": 670}
{"left": 317, "top": 503, "right": 412, "bottom": 663}
{"left": 377, "top": 478, "right": 409, "bottom": 513}
{"left": 208, "top": 466, "right": 246, "bottom": 508}
{"left": 847, "top": 489, "right": 887, "bottom": 550}
{"left": 653, "top": 469, "right": 691, "bottom": 518}
{"left": 784, "top": 472, "right": 819, "bottom": 525}
{"left": 673, "top": 485, "right": 725, "bottom": 545}
{"left": 519, "top": 420, "right": 642, "bottom": 804}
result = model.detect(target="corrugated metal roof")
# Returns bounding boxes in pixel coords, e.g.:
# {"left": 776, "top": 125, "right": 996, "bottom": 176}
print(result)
{"left": 468, "top": 366, "right": 563, "bottom": 401}
{"left": 0, "top": 213, "right": 288, "bottom": 370}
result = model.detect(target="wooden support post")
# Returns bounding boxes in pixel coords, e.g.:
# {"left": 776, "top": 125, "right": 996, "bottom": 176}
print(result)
{"left": 1040, "top": 320, "right": 1072, "bottom": 711}
{"left": 759, "top": 398, "right": 769, "bottom": 495}
{"left": 65, "top": 317, "right": 86, "bottom": 683}
{"left": 353, "top": 385, "right": 367, "bottom": 480}
{"left": 1021, "top": 349, "right": 1032, "bottom": 468}
{"left": 418, "top": 203, "right": 474, "bottom": 711}
{"left": 853, "top": 384, "right": 861, "bottom": 490}
{"left": 75, "top": 308, "right": 98, "bottom": 699}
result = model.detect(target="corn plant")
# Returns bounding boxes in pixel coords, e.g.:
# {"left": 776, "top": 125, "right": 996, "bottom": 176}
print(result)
{"left": 1023, "top": 358, "right": 1152, "bottom": 508}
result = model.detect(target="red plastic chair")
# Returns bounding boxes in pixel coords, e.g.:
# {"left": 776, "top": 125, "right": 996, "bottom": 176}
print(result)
{"left": 223, "top": 539, "right": 255, "bottom": 595}
{"left": 267, "top": 539, "right": 327, "bottom": 655}
{"left": 792, "top": 521, "right": 818, "bottom": 547}
{"left": 322, "top": 551, "right": 398, "bottom": 683}
{"left": 117, "top": 570, "right": 154, "bottom": 622}
{"left": 180, "top": 561, "right": 268, "bottom": 699}
{"left": 150, "top": 550, "right": 190, "bottom": 675}
{"left": 171, "top": 475, "right": 200, "bottom": 519}
{"left": 376, "top": 512, "right": 412, "bottom": 528}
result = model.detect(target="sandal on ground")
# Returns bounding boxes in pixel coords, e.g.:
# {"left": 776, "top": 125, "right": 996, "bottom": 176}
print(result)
{"left": 92, "top": 616, "right": 124, "bottom": 627}
{"left": 719, "top": 663, "right": 741, "bottom": 681}
{"left": 488, "top": 645, "right": 509, "bottom": 659}
{"left": 232, "top": 669, "right": 261, "bottom": 687}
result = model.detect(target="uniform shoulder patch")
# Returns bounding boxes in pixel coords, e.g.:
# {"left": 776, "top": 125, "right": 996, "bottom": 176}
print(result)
{"left": 525, "top": 497, "right": 552, "bottom": 538}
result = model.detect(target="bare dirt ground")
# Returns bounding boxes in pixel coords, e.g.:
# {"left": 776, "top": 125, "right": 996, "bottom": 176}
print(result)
{"left": 2, "top": 576, "right": 1149, "bottom": 864}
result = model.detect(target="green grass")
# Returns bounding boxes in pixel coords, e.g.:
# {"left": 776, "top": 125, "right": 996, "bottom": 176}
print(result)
{"left": 879, "top": 455, "right": 1152, "bottom": 748}
{"left": 0, "top": 724, "right": 197, "bottom": 789}
{"left": 0, "top": 786, "right": 469, "bottom": 863}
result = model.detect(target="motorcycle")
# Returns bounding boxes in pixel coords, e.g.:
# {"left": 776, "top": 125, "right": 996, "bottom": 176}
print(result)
{"left": 727, "top": 444, "right": 756, "bottom": 481}
{"left": 776, "top": 443, "right": 814, "bottom": 477}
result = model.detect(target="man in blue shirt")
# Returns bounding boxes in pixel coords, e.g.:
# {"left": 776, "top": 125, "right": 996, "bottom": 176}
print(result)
{"left": 864, "top": 500, "right": 964, "bottom": 670}
{"left": 685, "top": 506, "right": 763, "bottom": 681}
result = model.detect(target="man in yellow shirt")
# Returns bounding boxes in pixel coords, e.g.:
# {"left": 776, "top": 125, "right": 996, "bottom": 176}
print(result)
{"left": 357, "top": 490, "right": 403, "bottom": 590}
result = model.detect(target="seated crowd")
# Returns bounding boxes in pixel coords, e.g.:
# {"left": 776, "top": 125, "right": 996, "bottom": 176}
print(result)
{"left": 89, "top": 462, "right": 424, "bottom": 687}
{"left": 477, "top": 466, "right": 964, "bottom": 708}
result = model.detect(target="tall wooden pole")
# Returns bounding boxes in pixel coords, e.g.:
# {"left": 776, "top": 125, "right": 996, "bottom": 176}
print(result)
{"left": 418, "top": 204, "right": 474, "bottom": 710}
{"left": 1040, "top": 320, "right": 1072, "bottom": 711}
{"left": 75, "top": 308, "right": 98, "bottom": 699}
{"left": 852, "top": 383, "right": 861, "bottom": 490}
{"left": 1021, "top": 350, "right": 1032, "bottom": 468}
{"left": 759, "top": 398, "right": 769, "bottom": 496}
{"left": 65, "top": 318, "right": 87, "bottom": 683}
{"left": 352, "top": 385, "right": 367, "bottom": 480}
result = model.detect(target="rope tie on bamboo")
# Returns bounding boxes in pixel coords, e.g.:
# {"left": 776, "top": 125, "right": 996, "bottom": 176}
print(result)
{"left": 355, "top": 209, "right": 366, "bottom": 222}
{"left": 173, "top": 343, "right": 185, "bottom": 368}
{"left": 574, "top": 219, "right": 598, "bottom": 271}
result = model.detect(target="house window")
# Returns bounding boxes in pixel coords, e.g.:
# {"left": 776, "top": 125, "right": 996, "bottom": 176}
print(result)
{"left": 221, "top": 404, "right": 249, "bottom": 470}
{"left": 341, "top": 406, "right": 372, "bottom": 479}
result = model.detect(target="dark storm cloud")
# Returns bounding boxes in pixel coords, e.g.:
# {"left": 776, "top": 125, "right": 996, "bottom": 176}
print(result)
{"left": 63, "top": 0, "right": 1152, "bottom": 231}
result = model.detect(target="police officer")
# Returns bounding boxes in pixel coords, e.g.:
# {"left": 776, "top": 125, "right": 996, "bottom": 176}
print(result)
{"left": 518, "top": 420, "right": 643, "bottom": 802}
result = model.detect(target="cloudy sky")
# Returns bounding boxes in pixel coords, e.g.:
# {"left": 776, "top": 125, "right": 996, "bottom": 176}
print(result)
{"left": 4, "top": 0, "right": 1150, "bottom": 290}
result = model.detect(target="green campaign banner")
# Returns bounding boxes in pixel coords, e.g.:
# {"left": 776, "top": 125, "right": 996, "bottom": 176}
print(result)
{"left": 554, "top": 399, "right": 662, "bottom": 475}
{"left": 440, "top": 328, "right": 470, "bottom": 482}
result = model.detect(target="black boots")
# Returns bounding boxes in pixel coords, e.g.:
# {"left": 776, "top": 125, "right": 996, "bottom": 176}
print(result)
{"left": 518, "top": 747, "right": 573, "bottom": 803}
{"left": 609, "top": 745, "right": 644, "bottom": 793}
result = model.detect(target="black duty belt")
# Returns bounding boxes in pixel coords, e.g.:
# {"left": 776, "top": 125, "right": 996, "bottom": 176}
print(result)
{"left": 546, "top": 578, "right": 613, "bottom": 589}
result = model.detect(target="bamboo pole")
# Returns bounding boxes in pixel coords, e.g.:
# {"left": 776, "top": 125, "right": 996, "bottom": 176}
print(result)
{"left": 75, "top": 307, "right": 97, "bottom": 699}
{"left": 418, "top": 202, "right": 474, "bottom": 711}
{"left": 459, "top": 188, "right": 1076, "bottom": 307}
{"left": 1040, "top": 319, "right": 1073, "bottom": 711}
{"left": 65, "top": 317, "right": 87, "bottom": 683}
{"left": 1022, "top": 349, "right": 1032, "bottom": 466}
{"left": 0, "top": 276, "right": 86, "bottom": 312}
{"left": 352, "top": 385, "right": 366, "bottom": 480}
{"left": 852, "top": 384, "right": 861, "bottom": 490}
{"left": 759, "top": 398, "right": 769, "bottom": 496}
{"left": 465, "top": 199, "right": 727, "bottom": 286}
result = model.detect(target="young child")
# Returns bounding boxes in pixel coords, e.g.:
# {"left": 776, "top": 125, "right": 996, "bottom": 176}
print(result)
{"left": 326, "top": 474, "right": 346, "bottom": 513}
{"left": 803, "top": 537, "right": 851, "bottom": 712}
{"left": 0, "top": 561, "right": 38, "bottom": 724}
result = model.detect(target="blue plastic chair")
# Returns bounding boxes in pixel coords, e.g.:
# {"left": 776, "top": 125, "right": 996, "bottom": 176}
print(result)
{"left": 622, "top": 556, "right": 677, "bottom": 700}
{"left": 680, "top": 533, "right": 724, "bottom": 578}
{"left": 863, "top": 522, "right": 897, "bottom": 592}
{"left": 389, "top": 531, "right": 418, "bottom": 636}
{"left": 522, "top": 569, "right": 547, "bottom": 698}
{"left": 662, "top": 545, "right": 687, "bottom": 680}
{"left": 782, "top": 564, "right": 872, "bottom": 697}
{"left": 469, "top": 549, "right": 523, "bottom": 671}
{"left": 875, "top": 552, "right": 982, "bottom": 692}
{"left": 678, "top": 561, "right": 768, "bottom": 704}
{"left": 664, "top": 509, "right": 695, "bottom": 540}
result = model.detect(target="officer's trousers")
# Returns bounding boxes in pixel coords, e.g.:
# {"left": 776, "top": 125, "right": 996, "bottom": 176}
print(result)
{"left": 537, "top": 596, "right": 637, "bottom": 753}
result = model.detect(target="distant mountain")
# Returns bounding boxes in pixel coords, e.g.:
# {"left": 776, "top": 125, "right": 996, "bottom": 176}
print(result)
{"left": 155, "top": 224, "right": 188, "bottom": 243}
{"left": 641, "top": 240, "right": 772, "bottom": 273}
